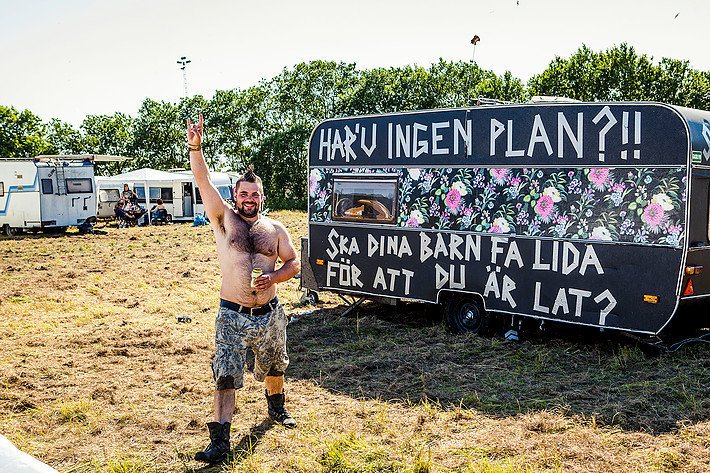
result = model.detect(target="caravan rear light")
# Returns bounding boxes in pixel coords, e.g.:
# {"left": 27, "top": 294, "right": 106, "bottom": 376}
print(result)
{"left": 684, "top": 279, "right": 694, "bottom": 296}
{"left": 316, "top": 259, "right": 325, "bottom": 265}
{"left": 643, "top": 295, "right": 659, "bottom": 303}
{"left": 685, "top": 265, "right": 703, "bottom": 275}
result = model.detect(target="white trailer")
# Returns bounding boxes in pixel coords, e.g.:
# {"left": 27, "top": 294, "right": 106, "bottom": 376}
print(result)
{"left": 0, "top": 155, "right": 120, "bottom": 236}
{"left": 95, "top": 168, "right": 233, "bottom": 222}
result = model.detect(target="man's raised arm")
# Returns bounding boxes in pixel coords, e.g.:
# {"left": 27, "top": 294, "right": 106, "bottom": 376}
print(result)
{"left": 187, "top": 114, "right": 225, "bottom": 223}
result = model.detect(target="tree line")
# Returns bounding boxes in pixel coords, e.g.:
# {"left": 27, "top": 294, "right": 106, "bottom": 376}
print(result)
{"left": 2, "top": 44, "right": 709, "bottom": 209}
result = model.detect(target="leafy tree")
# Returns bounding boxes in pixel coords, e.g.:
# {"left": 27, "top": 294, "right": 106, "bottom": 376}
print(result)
{"left": 44, "top": 119, "right": 83, "bottom": 156}
{"left": 679, "top": 69, "right": 710, "bottom": 110}
{"left": 527, "top": 43, "right": 710, "bottom": 108}
{"left": 130, "top": 99, "right": 184, "bottom": 171}
{"left": 269, "top": 61, "right": 360, "bottom": 127}
{"left": 0, "top": 105, "right": 49, "bottom": 158}
{"left": 206, "top": 86, "right": 271, "bottom": 173}
{"left": 81, "top": 113, "right": 135, "bottom": 175}
{"left": 251, "top": 124, "right": 311, "bottom": 209}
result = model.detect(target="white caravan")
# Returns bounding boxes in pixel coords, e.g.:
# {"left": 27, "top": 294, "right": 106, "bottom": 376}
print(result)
{"left": 0, "top": 155, "right": 122, "bottom": 236}
{"left": 95, "top": 168, "right": 233, "bottom": 222}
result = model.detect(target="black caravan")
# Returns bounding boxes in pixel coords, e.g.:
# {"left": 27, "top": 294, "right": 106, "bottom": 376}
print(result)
{"left": 301, "top": 102, "right": 710, "bottom": 335}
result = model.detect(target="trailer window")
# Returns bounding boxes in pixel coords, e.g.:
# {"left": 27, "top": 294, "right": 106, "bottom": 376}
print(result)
{"left": 160, "top": 188, "right": 173, "bottom": 203}
{"left": 193, "top": 186, "right": 231, "bottom": 204}
{"left": 41, "top": 179, "right": 54, "bottom": 194}
{"left": 134, "top": 187, "right": 173, "bottom": 203}
{"left": 332, "top": 177, "right": 397, "bottom": 224}
{"left": 99, "top": 189, "right": 120, "bottom": 202}
{"left": 66, "top": 178, "right": 93, "bottom": 194}
{"left": 0, "top": 182, "right": 3, "bottom": 197}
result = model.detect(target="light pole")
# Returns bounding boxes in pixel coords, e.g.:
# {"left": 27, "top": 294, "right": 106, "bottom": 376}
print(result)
{"left": 469, "top": 35, "right": 480, "bottom": 105}
{"left": 177, "top": 56, "right": 191, "bottom": 97}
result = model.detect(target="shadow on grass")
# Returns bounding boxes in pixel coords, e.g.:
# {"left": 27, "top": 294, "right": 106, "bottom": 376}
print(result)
{"left": 286, "top": 299, "right": 710, "bottom": 434}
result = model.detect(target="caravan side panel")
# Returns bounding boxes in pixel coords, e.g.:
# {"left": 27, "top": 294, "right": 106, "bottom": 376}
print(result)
{"left": 306, "top": 103, "right": 697, "bottom": 335}
{"left": 0, "top": 162, "right": 41, "bottom": 228}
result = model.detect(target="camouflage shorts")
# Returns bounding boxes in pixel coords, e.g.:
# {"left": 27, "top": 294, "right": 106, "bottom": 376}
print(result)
{"left": 212, "top": 298, "right": 290, "bottom": 391}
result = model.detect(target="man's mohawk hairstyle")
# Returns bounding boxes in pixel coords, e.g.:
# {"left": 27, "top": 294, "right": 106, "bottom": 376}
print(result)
{"left": 235, "top": 164, "right": 264, "bottom": 194}
{"left": 242, "top": 164, "right": 257, "bottom": 182}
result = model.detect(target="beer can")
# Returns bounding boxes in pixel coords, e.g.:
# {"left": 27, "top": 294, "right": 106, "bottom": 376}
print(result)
{"left": 251, "top": 268, "right": 263, "bottom": 287}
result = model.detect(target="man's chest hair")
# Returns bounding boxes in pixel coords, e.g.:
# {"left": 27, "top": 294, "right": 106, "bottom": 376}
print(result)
{"left": 223, "top": 213, "right": 277, "bottom": 257}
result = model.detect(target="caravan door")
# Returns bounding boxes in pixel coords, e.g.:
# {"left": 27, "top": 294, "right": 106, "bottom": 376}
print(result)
{"left": 36, "top": 164, "right": 67, "bottom": 227}
{"left": 182, "top": 182, "right": 194, "bottom": 217}
{"left": 62, "top": 165, "right": 95, "bottom": 226}
{"left": 38, "top": 162, "right": 95, "bottom": 228}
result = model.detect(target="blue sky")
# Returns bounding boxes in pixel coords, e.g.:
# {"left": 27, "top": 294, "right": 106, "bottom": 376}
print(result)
{"left": 1, "top": 0, "right": 708, "bottom": 127}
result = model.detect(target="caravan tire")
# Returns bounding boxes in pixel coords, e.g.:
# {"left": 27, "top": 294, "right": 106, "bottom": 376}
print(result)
{"left": 445, "top": 295, "right": 489, "bottom": 335}
{"left": 3, "top": 225, "right": 17, "bottom": 237}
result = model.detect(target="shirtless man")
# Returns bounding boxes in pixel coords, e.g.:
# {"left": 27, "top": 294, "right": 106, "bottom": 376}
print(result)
{"left": 187, "top": 114, "right": 301, "bottom": 464}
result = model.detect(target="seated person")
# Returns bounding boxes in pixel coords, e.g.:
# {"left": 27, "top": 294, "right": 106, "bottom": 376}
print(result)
{"left": 126, "top": 203, "right": 147, "bottom": 225}
{"left": 114, "top": 201, "right": 138, "bottom": 225}
{"left": 121, "top": 184, "right": 138, "bottom": 205}
{"left": 151, "top": 199, "right": 169, "bottom": 224}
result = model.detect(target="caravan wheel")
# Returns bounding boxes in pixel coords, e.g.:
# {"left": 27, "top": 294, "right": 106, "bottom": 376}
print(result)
{"left": 445, "top": 294, "right": 489, "bottom": 334}
{"left": 3, "top": 225, "right": 18, "bottom": 237}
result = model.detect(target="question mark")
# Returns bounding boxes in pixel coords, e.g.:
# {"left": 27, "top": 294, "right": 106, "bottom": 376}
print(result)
{"left": 592, "top": 106, "right": 617, "bottom": 162}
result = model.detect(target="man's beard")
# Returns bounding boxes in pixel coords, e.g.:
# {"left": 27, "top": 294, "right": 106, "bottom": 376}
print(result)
{"left": 237, "top": 203, "right": 258, "bottom": 218}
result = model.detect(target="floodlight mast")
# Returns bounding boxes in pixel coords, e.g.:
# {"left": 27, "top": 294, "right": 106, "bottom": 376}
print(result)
{"left": 469, "top": 35, "right": 480, "bottom": 105}
{"left": 177, "top": 56, "right": 191, "bottom": 97}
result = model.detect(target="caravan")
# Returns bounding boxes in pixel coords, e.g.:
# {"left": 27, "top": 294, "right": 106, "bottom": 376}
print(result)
{"left": 95, "top": 168, "right": 233, "bottom": 222}
{"left": 301, "top": 102, "right": 710, "bottom": 336}
{"left": 0, "top": 155, "right": 115, "bottom": 236}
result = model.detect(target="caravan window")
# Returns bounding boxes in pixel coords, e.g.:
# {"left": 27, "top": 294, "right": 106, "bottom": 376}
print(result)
{"left": 332, "top": 176, "right": 397, "bottom": 224}
{"left": 99, "top": 189, "right": 120, "bottom": 202}
{"left": 160, "top": 188, "right": 173, "bottom": 203}
{"left": 195, "top": 186, "right": 231, "bottom": 204}
{"left": 41, "top": 179, "right": 54, "bottom": 194}
{"left": 0, "top": 182, "right": 3, "bottom": 197}
{"left": 135, "top": 187, "right": 173, "bottom": 203}
{"left": 66, "top": 178, "right": 93, "bottom": 194}
{"left": 218, "top": 186, "right": 232, "bottom": 201}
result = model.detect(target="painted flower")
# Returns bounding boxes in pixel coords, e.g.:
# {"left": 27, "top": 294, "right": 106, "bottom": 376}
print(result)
{"left": 590, "top": 226, "right": 613, "bottom": 241}
{"left": 409, "top": 168, "right": 422, "bottom": 180}
{"left": 651, "top": 193, "right": 674, "bottom": 211}
{"left": 642, "top": 202, "right": 665, "bottom": 230}
{"left": 588, "top": 168, "right": 610, "bottom": 190}
{"left": 534, "top": 195, "right": 555, "bottom": 222}
{"left": 666, "top": 233, "right": 680, "bottom": 246}
{"left": 308, "top": 169, "right": 322, "bottom": 197}
{"left": 490, "top": 217, "right": 511, "bottom": 234}
{"left": 451, "top": 181, "right": 468, "bottom": 196}
{"left": 408, "top": 209, "right": 424, "bottom": 225}
{"left": 543, "top": 187, "right": 562, "bottom": 203}
{"left": 445, "top": 188, "right": 462, "bottom": 210}
{"left": 490, "top": 168, "right": 509, "bottom": 185}
{"left": 516, "top": 210, "right": 529, "bottom": 225}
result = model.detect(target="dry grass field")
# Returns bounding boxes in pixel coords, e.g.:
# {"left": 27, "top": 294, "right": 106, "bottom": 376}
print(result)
{"left": 2, "top": 211, "right": 710, "bottom": 472}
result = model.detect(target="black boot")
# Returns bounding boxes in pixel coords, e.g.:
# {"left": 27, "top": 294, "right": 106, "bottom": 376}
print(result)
{"left": 265, "top": 389, "right": 297, "bottom": 428}
{"left": 194, "top": 421, "right": 231, "bottom": 463}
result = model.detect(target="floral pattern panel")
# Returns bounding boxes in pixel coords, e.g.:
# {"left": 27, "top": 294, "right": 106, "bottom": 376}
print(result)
{"left": 309, "top": 166, "right": 687, "bottom": 247}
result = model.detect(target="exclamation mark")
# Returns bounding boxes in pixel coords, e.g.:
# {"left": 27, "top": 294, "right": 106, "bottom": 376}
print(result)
{"left": 634, "top": 112, "right": 641, "bottom": 159}
{"left": 620, "top": 111, "right": 641, "bottom": 160}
